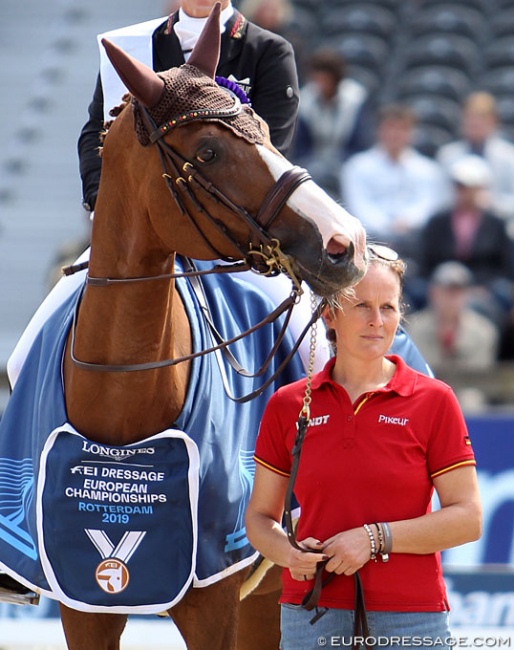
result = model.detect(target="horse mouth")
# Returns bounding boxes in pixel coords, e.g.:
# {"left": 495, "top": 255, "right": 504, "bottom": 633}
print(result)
{"left": 275, "top": 226, "right": 366, "bottom": 298}
{"left": 295, "top": 243, "right": 365, "bottom": 298}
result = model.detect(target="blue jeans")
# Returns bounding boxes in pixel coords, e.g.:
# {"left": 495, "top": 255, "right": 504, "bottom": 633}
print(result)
{"left": 280, "top": 603, "right": 451, "bottom": 649}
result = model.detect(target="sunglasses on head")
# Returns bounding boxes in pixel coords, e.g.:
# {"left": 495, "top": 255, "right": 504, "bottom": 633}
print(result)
{"left": 367, "top": 244, "right": 399, "bottom": 262}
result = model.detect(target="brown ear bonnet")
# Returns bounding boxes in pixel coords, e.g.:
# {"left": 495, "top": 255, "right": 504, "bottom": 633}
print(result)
{"left": 132, "top": 65, "right": 266, "bottom": 146}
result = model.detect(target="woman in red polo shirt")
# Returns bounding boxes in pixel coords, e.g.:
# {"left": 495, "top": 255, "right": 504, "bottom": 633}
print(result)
{"left": 246, "top": 246, "right": 481, "bottom": 649}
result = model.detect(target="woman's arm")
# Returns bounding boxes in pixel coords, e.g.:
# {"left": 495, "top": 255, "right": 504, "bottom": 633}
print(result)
{"left": 388, "top": 466, "right": 482, "bottom": 554}
{"left": 245, "top": 464, "right": 327, "bottom": 580}
{"left": 321, "top": 466, "right": 481, "bottom": 575}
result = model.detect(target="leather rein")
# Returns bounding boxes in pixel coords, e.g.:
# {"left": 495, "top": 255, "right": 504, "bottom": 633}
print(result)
{"left": 280, "top": 312, "right": 370, "bottom": 642}
{"left": 69, "top": 99, "right": 319, "bottom": 402}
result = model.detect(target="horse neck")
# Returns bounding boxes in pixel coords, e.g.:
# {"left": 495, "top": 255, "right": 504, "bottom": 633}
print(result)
{"left": 63, "top": 208, "right": 192, "bottom": 445}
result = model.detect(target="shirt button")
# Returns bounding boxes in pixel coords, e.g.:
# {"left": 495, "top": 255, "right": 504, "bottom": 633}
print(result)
{"left": 347, "top": 415, "right": 353, "bottom": 422}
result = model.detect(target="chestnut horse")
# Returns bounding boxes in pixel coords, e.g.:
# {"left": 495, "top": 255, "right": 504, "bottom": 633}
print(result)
{"left": 0, "top": 5, "right": 366, "bottom": 649}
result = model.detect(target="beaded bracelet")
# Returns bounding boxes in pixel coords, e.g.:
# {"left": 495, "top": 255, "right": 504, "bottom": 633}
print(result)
{"left": 374, "top": 523, "right": 384, "bottom": 553}
{"left": 373, "top": 522, "right": 392, "bottom": 562}
{"left": 363, "top": 523, "right": 377, "bottom": 561}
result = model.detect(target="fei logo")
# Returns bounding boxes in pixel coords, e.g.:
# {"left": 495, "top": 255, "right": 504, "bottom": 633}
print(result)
{"left": 85, "top": 529, "right": 146, "bottom": 594}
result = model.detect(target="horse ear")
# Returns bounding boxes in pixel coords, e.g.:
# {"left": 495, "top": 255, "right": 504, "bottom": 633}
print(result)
{"left": 187, "top": 2, "right": 222, "bottom": 79}
{"left": 101, "top": 38, "right": 165, "bottom": 109}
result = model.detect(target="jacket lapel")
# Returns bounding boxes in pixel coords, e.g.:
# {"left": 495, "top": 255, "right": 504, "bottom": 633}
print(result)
{"left": 152, "top": 11, "right": 250, "bottom": 86}
{"left": 220, "top": 11, "right": 247, "bottom": 65}
{"left": 153, "top": 13, "right": 185, "bottom": 71}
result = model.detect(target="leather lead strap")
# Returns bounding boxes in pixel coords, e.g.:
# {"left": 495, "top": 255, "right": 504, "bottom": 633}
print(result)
{"left": 284, "top": 404, "right": 370, "bottom": 646}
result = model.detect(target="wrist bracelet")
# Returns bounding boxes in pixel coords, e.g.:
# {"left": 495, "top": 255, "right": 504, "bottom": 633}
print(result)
{"left": 374, "top": 522, "right": 384, "bottom": 553}
{"left": 363, "top": 523, "right": 377, "bottom": 561}
{"left": 380, "top": 522, "right": 393, "bottom": 562}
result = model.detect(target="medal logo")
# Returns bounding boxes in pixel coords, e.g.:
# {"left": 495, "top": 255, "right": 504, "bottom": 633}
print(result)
{"left": 86, "top": 529, "right": 146, "bottom": 595}
{"left": 95, "top": 558, "right": 129, "bottom": 593}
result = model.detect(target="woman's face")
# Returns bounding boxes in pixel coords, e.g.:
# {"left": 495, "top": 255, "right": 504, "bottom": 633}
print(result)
{"left": 181, "top": 0, "right": 231, "bottom": 18}
{"left": 323, "top": 263, "right": 401, "bottom": 361}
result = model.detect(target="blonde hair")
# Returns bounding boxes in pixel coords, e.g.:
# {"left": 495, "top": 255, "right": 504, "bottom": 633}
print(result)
{"left": 369, "top": 254, "right": 406, "bottom": 282}
{"left": 463, "top": 92, "right": 498, "bottom": 118}
{"left": 328, "top": 252, "right": 406, "bottom": 309}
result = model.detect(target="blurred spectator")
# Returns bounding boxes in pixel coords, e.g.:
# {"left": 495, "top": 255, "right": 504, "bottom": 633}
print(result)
{"left": 239, "top": 0, "right": 309, "bottom": 82}
{"left": 340, "top": 104, "right": 451, "bottom": 255}
{"left": 436, "top": 92, "right": 514, "bottom": 224}
{"left": 239, "top": 0, "right": 293, "bottom": 30}
{"left": 416, "top": 155, "right": 514, "bottom": 330}
{"left": 291, "top": 47, "right": 373, "bottom": 199}
{"left": 406, "top": 261, "right": 500, "bottom": 372}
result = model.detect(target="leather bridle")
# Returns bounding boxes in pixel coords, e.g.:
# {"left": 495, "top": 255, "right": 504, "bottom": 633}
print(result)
{"left": 144, "top": 99, "right": 313, "bottom": 277}
{"left": 69, "top": 102, "right": 321, "bottom": 398}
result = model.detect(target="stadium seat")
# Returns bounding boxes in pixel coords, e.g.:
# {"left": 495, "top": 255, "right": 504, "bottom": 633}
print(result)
{"left": 288, "top": 7, "right": 319, "bottom": 41}
{"left": 492, "top": 0, "right": 514, "bottom": 10}
{"left": 401, "top": 34, "right": 482, "bottom": 79}
{"left": 490, "top": 9, "right": 514, "bottom": 38}
{"left": 408, "top": 4, "right": 486, "bottom": 42}
{"left": 413, "top": 0, "right": 490, "bottom": 16}
{"left": 328, "top": 0, "right": 402, "bottom": 11}
{"left": 327, "top": 33, "right": 390, "bottom": 77}
{"left": 480, "top": 66, "right": 514, "bottom": 99}
{"left": 395, "top": 65, "right": 472, "bottom": 103}
{"left": 321, "top": 4, "right": 397, "bottom": 43}
{"left": 345, "top": 65, "right": 382, "bottom": 98}
{"left": 405, "top": 94, "right": 462, "bottom": 136}
{"left": 413, "top": 123, "right": 454, "bottom": 158}
{"left": 495, "top": 95, "right": 514, "bottom": 130}
{"left": 485, "top": 36, "right": 514, "bottom": 69}
{"left": 291, "top": 0, "right": 321, "bottom": 13}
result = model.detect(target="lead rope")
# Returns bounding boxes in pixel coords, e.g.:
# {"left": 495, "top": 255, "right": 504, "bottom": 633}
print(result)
{"left": 283, "top": 293, "right": 370, "bottom": 645}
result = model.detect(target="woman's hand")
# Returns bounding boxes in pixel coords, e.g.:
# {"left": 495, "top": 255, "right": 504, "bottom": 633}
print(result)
{"left": 321, "top": 527, "right": 373, "bottom": 575}
{"left": 288, "top": 537, "right": 327, "bottom": 581}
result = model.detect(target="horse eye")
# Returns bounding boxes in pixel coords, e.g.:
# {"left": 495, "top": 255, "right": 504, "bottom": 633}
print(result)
{"left": 196, "top": 148, "right": 216, "bottom": 163}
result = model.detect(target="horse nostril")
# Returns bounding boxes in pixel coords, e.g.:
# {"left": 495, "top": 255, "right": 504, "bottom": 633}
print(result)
{"left": 326, "top": 239, "right": 348, "bottom": 257}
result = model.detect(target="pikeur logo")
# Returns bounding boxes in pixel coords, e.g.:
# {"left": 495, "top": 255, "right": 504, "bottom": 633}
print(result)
{"left": 378, "top": 414, "right": 409, "bottom": 426}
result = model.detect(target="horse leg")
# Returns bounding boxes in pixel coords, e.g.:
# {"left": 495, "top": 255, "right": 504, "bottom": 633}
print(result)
{"left": 59, "top": 603, "right": 128, "bottom": 650}
{"left": 237, "top": 563, "right": 282, "bottom": 650}
{"left": 169, "top": 570, "right": 245, "bottom": 650}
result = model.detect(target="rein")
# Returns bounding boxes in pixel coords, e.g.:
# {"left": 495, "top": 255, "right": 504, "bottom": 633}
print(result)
{"left": 69, "top": 258, "right": 321, "bottom": 403}
{"left": 283, "top": 304, "right": 370, "bottom": 642}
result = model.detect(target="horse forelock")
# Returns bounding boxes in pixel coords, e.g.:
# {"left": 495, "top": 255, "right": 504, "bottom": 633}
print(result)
{"left": 99, "top": 94, "right": 132, "bottom": 154}
{"left": 131, "top": 64, "right": 266, "bottom": 146}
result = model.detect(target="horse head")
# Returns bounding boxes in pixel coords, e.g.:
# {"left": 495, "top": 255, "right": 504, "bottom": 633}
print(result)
{"left": 98, "top": 2, "right": 366, "bottom": 297}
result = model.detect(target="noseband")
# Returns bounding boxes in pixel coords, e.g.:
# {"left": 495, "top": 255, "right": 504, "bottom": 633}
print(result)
{"left": 143, "top": 101, "right": 312, "bottom": 281}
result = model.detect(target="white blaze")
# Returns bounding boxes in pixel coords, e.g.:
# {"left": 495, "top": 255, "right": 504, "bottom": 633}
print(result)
{"left": 257, "top": 146, "right": 366, "bottom": 261}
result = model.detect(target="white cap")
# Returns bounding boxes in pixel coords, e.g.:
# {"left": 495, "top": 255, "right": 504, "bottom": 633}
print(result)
{"left": 450, "top": 155, "right": 492, "bottom": 188}
{"left": 431, "top": 261, "right": 473, "bottom": 288}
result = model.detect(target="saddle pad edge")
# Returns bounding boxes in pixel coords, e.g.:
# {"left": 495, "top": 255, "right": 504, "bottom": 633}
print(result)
{"left": 36, "top": 423, "right": 200, "bottom": 614}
